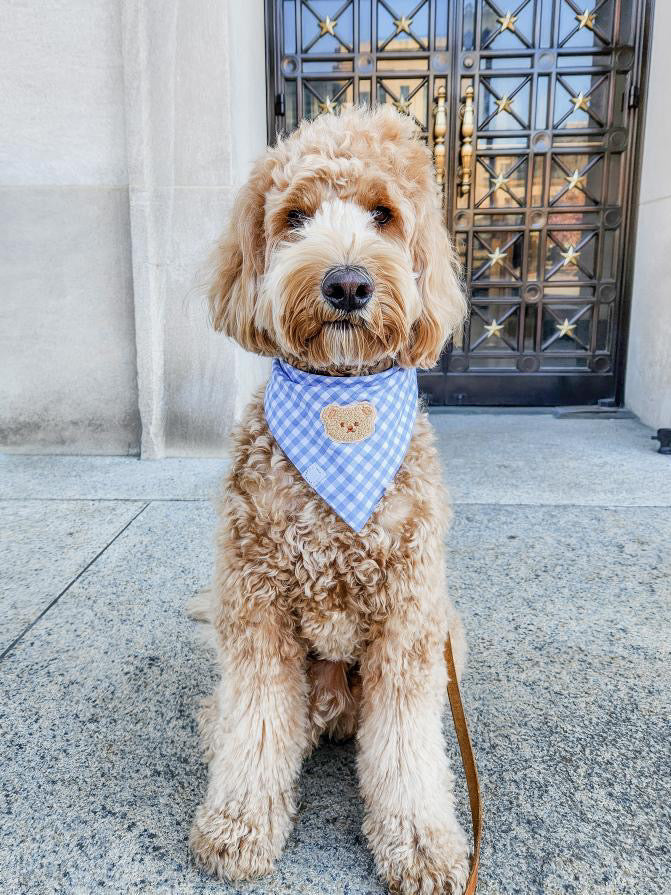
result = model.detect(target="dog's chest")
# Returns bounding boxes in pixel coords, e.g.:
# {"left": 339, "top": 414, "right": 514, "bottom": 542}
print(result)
{"left": 289, "top": 524, "right": 398, "bottom": 663}
{"left": 299, "top": 600, "right": 363, "bottom": 663}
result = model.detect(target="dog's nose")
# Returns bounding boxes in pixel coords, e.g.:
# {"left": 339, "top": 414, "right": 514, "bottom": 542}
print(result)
{"left": 321, "top": 266, "right": 373, "bottom": 313}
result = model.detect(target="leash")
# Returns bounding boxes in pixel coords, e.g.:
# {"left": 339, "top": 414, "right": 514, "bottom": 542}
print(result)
{"left": 445, "top": 634, "right": 483, "bottom": 895}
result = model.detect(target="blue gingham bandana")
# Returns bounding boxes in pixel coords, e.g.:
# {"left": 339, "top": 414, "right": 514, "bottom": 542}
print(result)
{"left": 264, "top": 359, "right": 418, "bottom": 532}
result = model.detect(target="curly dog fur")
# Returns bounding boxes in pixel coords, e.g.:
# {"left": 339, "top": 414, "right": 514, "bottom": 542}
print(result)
{"left": 189, "top": 106, "right": 470, "bottom": 894}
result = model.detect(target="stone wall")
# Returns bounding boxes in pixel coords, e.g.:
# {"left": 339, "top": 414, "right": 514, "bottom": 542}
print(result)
{"left": 0, "top": 0, "right": 139, "bottom": 453}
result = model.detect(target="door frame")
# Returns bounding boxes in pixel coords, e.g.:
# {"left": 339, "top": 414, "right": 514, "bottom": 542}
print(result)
{"left": 612, "top": 0, "right": 654, "bottom": 407}
{"left": 263, "top": 0, "right": 655, "bottom": 407}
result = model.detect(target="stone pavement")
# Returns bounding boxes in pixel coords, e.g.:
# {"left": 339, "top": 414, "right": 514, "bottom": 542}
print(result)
{"left": 1, "top": 414, "right": 669, "bottom": 894}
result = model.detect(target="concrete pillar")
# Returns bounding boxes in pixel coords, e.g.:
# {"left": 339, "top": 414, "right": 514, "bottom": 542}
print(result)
{"left": 121, "top": 0, "right": 269, "bottom": 458}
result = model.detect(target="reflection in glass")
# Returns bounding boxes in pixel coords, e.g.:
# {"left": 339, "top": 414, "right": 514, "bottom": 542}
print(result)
{"left": 285, "top": 79, "right": 298, "bottom": 131}
{"left": 600, "top": 229, "right": 618, "bottom": 280}
{"left": 359, "top": 77, "right": 371, "bottom": 106}
{"left": 540, "top": 356, "right": 590, "bottom": 368}
{"left": 523, "top": 304, "right": 537, "bottom": 351}
{"left": 480, "top": 0, "right": 535, "bottom": 51}
{"left": 558, "top": 0, "right": 615, "bottom": 49}
{"left": 553, "top": 73, "right": 608, "bottom": 130}
{"left": 479, "top": 76, "right": 531, "bottom": 130}
{"left": 283, "top": 0, "right": 296, "bottom": 54}
{"left": 541, "top": 305, "right": 592, "bottom": 351}
{"left": 471, "top": 213, "right": 526, "bottom": 226}
{"left": 545, "top": 230, "right": 597, "bottom": 281}
{"left": 462, "top": 0, "right": 476, "bottom": 50}
{"left": 377, "top": 0, "right": 429, "bottom": 51}
{"left": 535, "top": 75, "right": 549, "bottom": 129}
{"left": 469, "top": 303, "right": 519, "bottom": 352}
{"left": 377, "top": 78, "right": 429, "bottom": 129}
{"left": 303, "top": 80, "right": 354, "bottom": 118}
{"left": 435, "top": 0, "right": 448, "bottom": 50}
{"left": 480, "top": 56, "right": 533, "bottom": 69}
{"left": 474, "top": 156, "right": 527, "bottom": 208}
{"left": 302, "top": 1, "right": 353, "bottom": 53}
{"left": 549, "top": 153, "right": 603, "bottom": 206}
{"left": 473, "top": 231, "right": 524, "bottom": 281}
{"left": 527, "top": 231, "right": 540, "bottom": 280}
{"left": 359, "top": 0, "right": 372, "bottom": 51}
{"left": 594, "top": 302, "right": 611, "bottom": 351}
{"left": 302, "top": 60, "right": 354, "bottom": 72}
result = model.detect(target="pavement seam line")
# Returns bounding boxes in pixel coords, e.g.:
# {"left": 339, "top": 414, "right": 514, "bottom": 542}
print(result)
{"left": 0, "top": 496, "right": 213, "bottom": 503}
{"left": 0, "top": 501, "right": 151, "bottom": 663}
{"left": 2, "top": 498, "right": 671, "bottom": 508}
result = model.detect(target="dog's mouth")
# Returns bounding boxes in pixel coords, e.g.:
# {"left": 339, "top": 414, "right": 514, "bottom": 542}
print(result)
{"left": 323, "top": 320, "right": 360, "bottom": 331}
{"left": 293, "top": 314, "right": 391, "bottom": 371}
{"left": 306, "top": 319, "right": 363, "bottom": 342}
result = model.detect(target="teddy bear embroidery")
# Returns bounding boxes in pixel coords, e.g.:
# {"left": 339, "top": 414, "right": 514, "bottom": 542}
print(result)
{"left": 319, "top": 401, "right": 377, "bottom": 444}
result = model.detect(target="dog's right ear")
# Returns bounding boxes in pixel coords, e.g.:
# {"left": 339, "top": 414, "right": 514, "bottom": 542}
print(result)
{"left": 209, "top": 157, "right": 277, "bottom": 355}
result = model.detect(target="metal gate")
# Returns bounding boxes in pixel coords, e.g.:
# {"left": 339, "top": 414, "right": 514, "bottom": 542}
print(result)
{"left": 265, "top": 0, "right": 652, "bottom": 405}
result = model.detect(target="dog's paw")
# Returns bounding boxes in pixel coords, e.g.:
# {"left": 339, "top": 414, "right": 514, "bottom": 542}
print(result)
{"left": 364, "top": 813, "right": 470, "bottom": 895}
{"left": 189, "top": 802, "right": 279, "bottom": 881}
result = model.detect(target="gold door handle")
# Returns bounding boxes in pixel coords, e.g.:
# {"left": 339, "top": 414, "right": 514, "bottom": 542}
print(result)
{"left": 433, "top": 85, "right": 447, "bottom": 187}
{"left": 458, "top": 85, "right": 475, "bottom": 197}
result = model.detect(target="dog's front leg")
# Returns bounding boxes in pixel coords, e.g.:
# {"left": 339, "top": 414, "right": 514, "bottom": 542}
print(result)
{"left": 357, "top": 598, "right": 469, "bottom": 895}
{"left": 190, "top": 606, "right": 309, "bottom": 881}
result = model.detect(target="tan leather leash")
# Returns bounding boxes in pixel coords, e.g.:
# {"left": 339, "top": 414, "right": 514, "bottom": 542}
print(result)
{"left": 445, "top": 634, "right": 483, "bottom": 895}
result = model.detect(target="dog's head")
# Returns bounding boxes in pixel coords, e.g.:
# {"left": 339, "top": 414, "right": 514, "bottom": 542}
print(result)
{"left": 209, "top": 105, "right": 466, "bottom": 371}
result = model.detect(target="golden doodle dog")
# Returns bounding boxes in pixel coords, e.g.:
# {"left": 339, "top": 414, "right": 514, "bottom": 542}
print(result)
{"left": 189, "top": 105, "right": 471, "bottom": 894}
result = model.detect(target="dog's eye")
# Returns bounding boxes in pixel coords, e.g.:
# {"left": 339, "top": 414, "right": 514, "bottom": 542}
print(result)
{"left": 287, "top": 209, "right": 309, "bottom": 229}
{"left": 371, "top": 205, "right": 392, "bottom": 226}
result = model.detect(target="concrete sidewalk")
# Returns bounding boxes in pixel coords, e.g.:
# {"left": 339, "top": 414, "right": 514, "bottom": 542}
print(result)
{"left": 1, "top": 414, "right": 670, "bottom": 894}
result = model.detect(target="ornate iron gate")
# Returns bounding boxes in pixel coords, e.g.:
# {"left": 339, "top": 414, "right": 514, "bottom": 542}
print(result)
{"left": 265, "top": 0, "right": 651, "bottom": 405}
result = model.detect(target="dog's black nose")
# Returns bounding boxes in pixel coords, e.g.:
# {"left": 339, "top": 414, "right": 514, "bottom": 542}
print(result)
{"left": 321, "top": 266, "right": 373, "bottom": 312}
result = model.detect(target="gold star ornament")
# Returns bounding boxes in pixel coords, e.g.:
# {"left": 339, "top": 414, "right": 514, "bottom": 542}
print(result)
{"left": 491, "top": 172, "right": 509, "bottom": 191}
{"left": 497, "top": 12, "right": 518, "bottom": 32}
{"left": 394, "top": 97, "right": 412, "bottom": 114}
{"left": 484, "top": 319, "right": 505, "bottom": 339}
{"left": 565, "top": 169, "right": 586, "bottom": 190}
{"left": 318, "top": 15, "right": 337, "bottom": 36}
{"left": 575, "top": 9, "right": 596, "bottom": 30}
{"left": 556, "top": 318, "right": 577, "bottom": 338}
{"left": 571, "top": 92, "right": 590, "bottom": 112}
{"left": 488, "top": 246, "right": 507, "bottom": 267}
{"left": 560, "top": 245, "right": 581, "bottom": 266}
{"left": 318, "top": 96, "right": 338, "bottom": 114}
{"left": 496, "top": 95, "right": 514, "bottom": 114}
{"left": 393, "top": 15, "right": 413, "bottom": 34}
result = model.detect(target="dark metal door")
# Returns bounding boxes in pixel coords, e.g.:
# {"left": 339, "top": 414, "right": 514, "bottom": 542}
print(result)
{"left": 265, "top": 0, "right": 651, "bottom": 405}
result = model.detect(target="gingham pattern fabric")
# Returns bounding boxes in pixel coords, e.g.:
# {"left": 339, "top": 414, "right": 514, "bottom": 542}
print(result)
{"left": 264, "top": 359, "right": 418, "bottom": 532}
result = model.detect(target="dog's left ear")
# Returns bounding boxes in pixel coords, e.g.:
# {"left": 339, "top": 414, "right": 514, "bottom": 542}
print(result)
{"left": 208, "top": 156, "right": 277, "bottom": 355}
{"left": 399, "top": 195, "right": 468, "bottom": 369}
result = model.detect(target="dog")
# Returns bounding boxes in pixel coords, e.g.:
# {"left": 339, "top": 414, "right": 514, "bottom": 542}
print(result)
{"left": 189, "top": 105, "right": 470, "bottom": 895}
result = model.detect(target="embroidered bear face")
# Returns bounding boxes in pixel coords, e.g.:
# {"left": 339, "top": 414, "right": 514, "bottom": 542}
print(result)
{"left": 320, "top": 401, "right": 377, "bottom": 444}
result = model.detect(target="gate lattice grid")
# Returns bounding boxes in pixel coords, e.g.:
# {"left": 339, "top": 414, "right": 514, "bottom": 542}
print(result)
{"left": 265, "top": 0, "right": 651, "bottom": 405}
